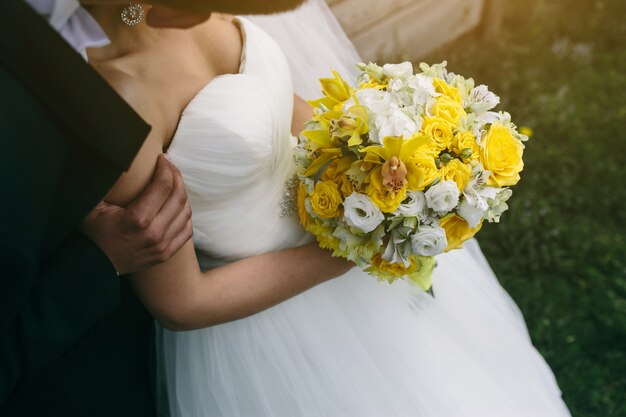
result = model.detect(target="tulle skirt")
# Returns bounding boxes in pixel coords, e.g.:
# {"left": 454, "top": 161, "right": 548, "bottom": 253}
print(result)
{"left": 159, "top": 240, "right": 571, "bottom": 417}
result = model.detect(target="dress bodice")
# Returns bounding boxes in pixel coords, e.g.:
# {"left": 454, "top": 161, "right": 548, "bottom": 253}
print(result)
{"left": 166, "top": 17, "right": 309, "bottom": 267}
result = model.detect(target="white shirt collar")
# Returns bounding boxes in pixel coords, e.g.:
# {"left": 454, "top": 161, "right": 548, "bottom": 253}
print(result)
{"left": 25, "top": 0, "right": 110, "bottom": 58}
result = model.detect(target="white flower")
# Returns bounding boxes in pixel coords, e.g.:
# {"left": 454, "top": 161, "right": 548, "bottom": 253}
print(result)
{"left": 458, "top": 166, "right": 494, "bottom": 227}
{"left": 356, "top": 62, "right": 385, "bottom": 83}
{"left": 343, "top": 192, "right": 385, "bottom": 233}
{"left": 448, "top": 74, "right": 475, "bottom": 101}
{"left": 408, "top": 74, "right": 438, "bottom": 107}
{"left": 466, "top": 85, "right": 500, "bottom": 115}
{"left": 458, "top": 198, "right": 488, "bottom": 228}
{"left": 394, "top": 190, "right": 427, "bottom": 219}
{"left": 382, "top": 227, "right": 413, "bottom": 267}
{"left": 411, "top": 225, "right": 448, "bottom": 257}
{"left": 357, "top": 89, "right": 419, "bottom": 142}
{"left": 419, "top": 61, "right": 449, "bottom": 79}
{"left": 375, "top": 107, "right": 419, "bottom": 141}
{"left": 485, "top": 188, "right": 513, "bottom": 223}
{"left": 425, "top": 181, "right": 460, "bottom": 213}
{"left": 383, "top": 62, "right": 413, "bottom": 79}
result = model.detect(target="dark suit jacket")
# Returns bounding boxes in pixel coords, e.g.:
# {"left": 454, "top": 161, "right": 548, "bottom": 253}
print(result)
{"left": 0, "top": 1, "right": 156, "bottom": 415}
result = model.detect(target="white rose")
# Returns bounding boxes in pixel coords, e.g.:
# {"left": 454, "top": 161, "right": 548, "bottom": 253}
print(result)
{"left": 458, "top": 198, "right": 487, "bottom": 228}
{"left": 383, "top": 62, "right": 413, "bottom": 79}
{"left": 411, "top": 225, "right": 448, "bottom": 256}
{"left": 425, "top": 181, "right": 460, "bottom": 213}
{"left": 394, "top": 190, "right": 427, "bottom": 218}
{"left": 343, "top": 192, "right": 385, "bottom": 233}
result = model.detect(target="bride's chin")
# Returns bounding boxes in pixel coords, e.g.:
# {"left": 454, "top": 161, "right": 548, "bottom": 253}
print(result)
{"left": 145, "top": 6, "right": 212, "bottom": 29}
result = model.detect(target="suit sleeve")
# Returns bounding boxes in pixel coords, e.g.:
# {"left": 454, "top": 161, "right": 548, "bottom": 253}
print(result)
{"left": 0, "top": 65, "right": 68, "bottom": 335}
{"left": 0, "top": 65, "right": 125, "bottom": 404}
{"left": 0, "top": 232, "right": 120, "bottom": 405}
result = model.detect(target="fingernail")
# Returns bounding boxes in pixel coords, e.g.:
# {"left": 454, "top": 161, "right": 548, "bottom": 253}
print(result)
{"left": 162, "top": 154, "right": 172, "bottom": 162}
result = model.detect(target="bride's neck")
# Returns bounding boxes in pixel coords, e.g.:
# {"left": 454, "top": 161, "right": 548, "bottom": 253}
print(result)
{"left": 86, "top": 4, "right": 162, "bottom": 62}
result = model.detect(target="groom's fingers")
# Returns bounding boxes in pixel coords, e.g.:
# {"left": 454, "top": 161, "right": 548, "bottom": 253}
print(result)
{"left": 155, "top": 218, "right": 193, "bottom": 263}
{"left": 127, "top": 154, "right": 175, "bottom": 230}
{"left": 151, "top": 169, "right": 193, "bottom": 259}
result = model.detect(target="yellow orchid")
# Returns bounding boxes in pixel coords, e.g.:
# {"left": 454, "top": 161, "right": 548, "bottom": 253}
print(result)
{"left": 308, "top": 70, "right": 353, "bottom": 111}
{"left": 361, "top": 135, "right": 429, "bottom": 212}
{"left": 362, "top": 135, "right": 429, "bottom": 191}
{"left": 329, "top": 105, "right": 369, "bottom": 147}
{"left": 300, "top": 106, "right": 369, "bottom": 178}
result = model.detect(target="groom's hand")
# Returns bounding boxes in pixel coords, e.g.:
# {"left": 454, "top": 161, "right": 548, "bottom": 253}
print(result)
{"left": 80, "top": 155, "right": 193, "bottom": 275}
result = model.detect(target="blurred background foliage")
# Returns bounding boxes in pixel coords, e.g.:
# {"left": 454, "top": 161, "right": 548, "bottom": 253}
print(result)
{"left": 423, "top": 0, "right": 626, "bottom": 415}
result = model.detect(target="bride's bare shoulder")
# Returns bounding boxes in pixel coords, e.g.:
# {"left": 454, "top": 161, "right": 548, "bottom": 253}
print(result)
{"left": 91, "top": 64, "right": 168, "bottom": 206}
{"left": 93, "top": 65, "right": 163, "bottom": 128}
{"left": 195, "top": 14, "right": 244, "bottom": 77}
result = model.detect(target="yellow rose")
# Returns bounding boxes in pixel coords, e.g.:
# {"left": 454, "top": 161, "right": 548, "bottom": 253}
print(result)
{"left": 366, "top": 169, "right": 406, "bottom": 213}
{"left": 408, "top": 154, "right": 440, "bottom": 190}
{"left": 480, "top": 123, "right": 524, "bottom": 187}
{"left": 297, "top": 182, "right": 312, "bottom": 229}
{"left": 310, "top": 181, "right": 343, "bottom": 218}
{"left": 433, "top": 78, "right": 462, "bottom": 104}
{"left": 325, "top": 155, "right": 358, "bottom": 183}
{"left": 421, "top": 117, "right": 454, "bottom": 151}
{"left": 440, "top": 214, "right": 483, "bottom": 252}
{"left": 440, "top": 159, "right": 471, "bottom": 191}
{"left": 431, "top": 95, "right": 466, "bottom": 126}
{"left": 367, "top": 253, "right": 418, "bottom": 283}
{"left": 321, "top": 160, "right": 341, "bottom": 182}
{"left": 451, "top": 130, "right": 479, "bottom": 162}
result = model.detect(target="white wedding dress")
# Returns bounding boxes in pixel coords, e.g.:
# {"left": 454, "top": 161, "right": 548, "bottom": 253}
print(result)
{"left": 160, "top": 13, "right": 571, "bottom": 417}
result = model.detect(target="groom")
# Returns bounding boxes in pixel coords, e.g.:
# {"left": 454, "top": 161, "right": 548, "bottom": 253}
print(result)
{"left": 0, "top": 0, "right": 305, "bottom": 416}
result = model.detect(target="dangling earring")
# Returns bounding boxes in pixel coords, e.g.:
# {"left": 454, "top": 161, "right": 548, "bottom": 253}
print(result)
{"left": 121, "top": 2, "right": 145, "bottom": 26}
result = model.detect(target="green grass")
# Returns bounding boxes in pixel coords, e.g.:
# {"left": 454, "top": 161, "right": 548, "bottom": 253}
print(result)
{"left": 423, "top": 1, "right": 626, "bottom": 415}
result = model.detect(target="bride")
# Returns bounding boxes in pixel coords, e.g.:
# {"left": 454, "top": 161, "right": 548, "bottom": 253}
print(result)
{"left": 85, "top": 1, "right": 571, "bottom": 416}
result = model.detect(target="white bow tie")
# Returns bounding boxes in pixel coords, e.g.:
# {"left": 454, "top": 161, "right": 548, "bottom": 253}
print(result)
{"left": 25, "top": 0, "right": 110, "bottom": 58}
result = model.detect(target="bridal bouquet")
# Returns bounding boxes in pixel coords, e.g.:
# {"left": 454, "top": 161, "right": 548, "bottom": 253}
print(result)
{"left": 295, "top": 61, "right": 528, "bottom": 290}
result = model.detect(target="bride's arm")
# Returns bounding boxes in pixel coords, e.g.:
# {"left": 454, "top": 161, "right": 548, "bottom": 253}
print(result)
{"left": 292, "top": 94, "right": 314, "bottom": 136}
{"left": 132, "top": 240, "right": 350, "bottom": 330}
{"left": 98, "top": 70, "right": 351, "bottom": 331}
